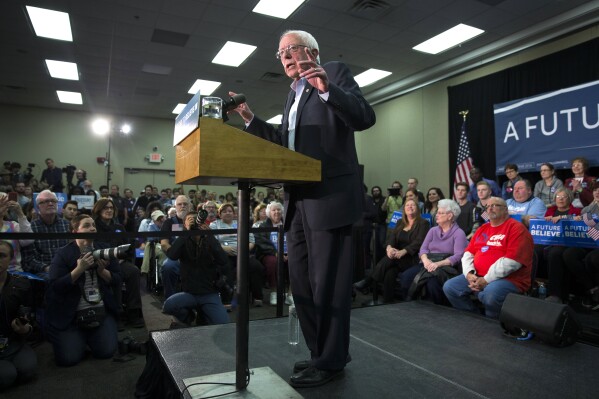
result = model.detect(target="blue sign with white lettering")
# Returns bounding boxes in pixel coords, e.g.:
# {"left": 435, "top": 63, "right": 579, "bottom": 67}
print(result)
{"left": 529, "top": 219, "right": 599, "bottom": 248}
{"left": 270, "top": 231, "right": 287, "bottom": 254}
{"left": 494, "top": 79, "right": 599, "bottom": 174}
{"left": 173, "top": 90, "right": 201, "bottom": 145}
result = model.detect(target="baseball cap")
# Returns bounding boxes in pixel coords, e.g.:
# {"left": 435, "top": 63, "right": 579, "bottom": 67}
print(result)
{"left": 151, "top": 210, "right": 166, "bottom": 221}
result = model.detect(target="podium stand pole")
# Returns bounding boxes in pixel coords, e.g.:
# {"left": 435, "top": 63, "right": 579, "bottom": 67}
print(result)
{"left": 235, "top": 182, "right": 250, "bottom": 389}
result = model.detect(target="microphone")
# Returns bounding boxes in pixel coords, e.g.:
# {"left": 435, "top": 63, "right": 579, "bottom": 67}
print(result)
{"left": 222, "top": 93, "right": 246, "bottom": 112}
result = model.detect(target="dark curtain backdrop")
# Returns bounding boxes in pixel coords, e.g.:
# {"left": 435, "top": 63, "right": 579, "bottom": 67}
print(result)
{"left": 448, "top": 37, "right": 599, "bottom": 188}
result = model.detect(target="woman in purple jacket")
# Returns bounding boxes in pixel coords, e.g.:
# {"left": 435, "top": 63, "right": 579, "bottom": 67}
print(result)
{"left": 399, "top": 199, "right": 468, "bottom": 304}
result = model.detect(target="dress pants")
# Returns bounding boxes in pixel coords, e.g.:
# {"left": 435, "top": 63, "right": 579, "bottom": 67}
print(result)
{"left": 287, "top": 200, "right": 353, "bottom": 371}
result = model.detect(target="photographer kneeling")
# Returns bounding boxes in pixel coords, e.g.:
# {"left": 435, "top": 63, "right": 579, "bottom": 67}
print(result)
{"left": 162, "top": 211, "right": 230, "bottom": 328}
{"left": 45, "top": 215, "right": 121, "bottom": 366}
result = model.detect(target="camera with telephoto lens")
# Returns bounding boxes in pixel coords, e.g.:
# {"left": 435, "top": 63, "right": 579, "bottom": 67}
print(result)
{"left": 188, "top": 209, "right": 209, "bottom": 230}
{"left": 84, "top": 244, "right": 133, "bottom": 264}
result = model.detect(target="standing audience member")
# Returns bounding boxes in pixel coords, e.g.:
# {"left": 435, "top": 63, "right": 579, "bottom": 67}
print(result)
{"left": 21, "top": 190, "right": 70, "bottom": 278}
{"left": 123, "top": 188, "right": 136, "bottom": 231}
{"left": 424, "top": 187, "right": 445, "bottom": 224}
{"left": 133, "top": 185, "right": 158, "bottom": 216}
{"left": 45, "top": 215, "right": 120, "bottom": 366}
{"left": 454, "top": 183, "right": 475, "bottom": 236}
{"left": 162, "top": 212, "right": 230, "bottom": 328}
{"left": 443, "top": 197, "right": 533, "bottom": 318}
{"left": 110, "top": 185, "right": 129, "bottom": 227}
{"left": 405, "top": 178, "right": 426, "bottom": 204}
{"left": 381, "top": 181, "right": 403, "bottom": 224}
{"left": 39, "top": 158, "right": 64, "bottom": 193}
{"left": 370, "top": 186, "right": 387, "bottom": 263}
{"left": 354, "top": 199, "right": 429, "bottom": 303}
{"left": 533, "top": 163, "right": 563, "bottom": 206}
{"left": 0, "top": 240, "right": 37, "bottom": 390}
{"left": 501, "top": 164, "right": 522, "bottom": 200}
{"left": 565, "top": 157, "right": 596, "bottom": 208}
{"left": 467, "top": 167, "right": 501, "bottom": 203}
{"left": 14, "top": 182, "right": 30, "bottom": 208}
{"left": 0, "top": 193, "right": 33, "bottom": 272}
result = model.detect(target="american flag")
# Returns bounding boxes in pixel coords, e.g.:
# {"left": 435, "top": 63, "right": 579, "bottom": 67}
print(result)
{"left": 453, "top": 116, "right": 474, "bottom": 199}
{"left": 582, "top": 212, "right": 599, "bottom": 240}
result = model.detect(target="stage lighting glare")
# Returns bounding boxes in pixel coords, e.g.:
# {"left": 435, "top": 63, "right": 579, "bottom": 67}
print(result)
{"left": 92, "top": 119, "right": 110, "bottom": 135}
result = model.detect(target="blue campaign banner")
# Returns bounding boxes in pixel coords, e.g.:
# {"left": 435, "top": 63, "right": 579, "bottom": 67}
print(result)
{"left": 493, "top": 80, "right": 599, "bottom": 174}
{"left": 270, "top": 231, "right": 287, "bottom": 254}
{"left": 529, "top": 219, "right": 599, "bottom": 248}
{"left": 388, "top": 211, "right": 432, "bottom": 229}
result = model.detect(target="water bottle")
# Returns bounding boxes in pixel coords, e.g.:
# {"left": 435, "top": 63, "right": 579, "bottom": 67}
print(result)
{"left": 288, "top": 305, "right": 299, "bottom": 345}
{"left": 538, "top": 282, "right": 547, "bottom": 299}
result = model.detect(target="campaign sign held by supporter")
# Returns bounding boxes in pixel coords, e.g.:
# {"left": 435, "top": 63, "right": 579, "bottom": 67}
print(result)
{"left": 529, "top": 219, "right": 599, "bottom": 248}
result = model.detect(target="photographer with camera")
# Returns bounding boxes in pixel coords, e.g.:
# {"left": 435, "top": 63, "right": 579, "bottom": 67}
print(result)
{"left": 162, "top": 211, "right": 230, "bottom": 328}
{"left": 0, "top": 240, "right": 38, "bottom": 391}
{"left": 45, "top": 215, "right": 121, "bottom": 366}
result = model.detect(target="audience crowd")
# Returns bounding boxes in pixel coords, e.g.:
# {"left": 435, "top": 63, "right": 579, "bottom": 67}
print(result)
{"left": 0, "top": 155, "right": 598, "bottom": 391}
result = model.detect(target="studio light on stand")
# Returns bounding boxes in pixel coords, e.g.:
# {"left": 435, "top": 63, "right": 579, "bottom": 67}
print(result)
{"left": 91, "top": 118, "right": 132, "bottom": 187}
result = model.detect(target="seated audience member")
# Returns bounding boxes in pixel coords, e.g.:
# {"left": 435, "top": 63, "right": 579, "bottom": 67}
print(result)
{"left": 0, "top": 193, "right": 33, "bottom": 272}
{"left": 399, "top": 200, "right": 467, "bottom": 304}
{"left": 404, "top": 188, "right": 424, "bottom": 212}
{"left": 551, "top": 182, "right": 599, "bottom": 306}
{"left": 443, "top": 197, "right": 533, "bottom": 318}
{"left": 0, "top": 240, "right": 38, "bottom": 390}
{"left": 162, "top": 212, "right": 230, "bottom": 328}
{"left": 454, "top": 183, "right": 475, "bottom": 236}
{"left": 74, "top": 169, "right": 86, "bottom": 189}
{"left": 253, "top": 202, "right": 289, "bottom": 305}
{"left": 533, "top": 162, "right": 563, "bottom": 206}
{"left": 501, "top": 164, "right": 522, "bottom": 200}
{"left": 541, "top": 188, "right": 582, "bottom": 302}
{"left": 92, "top": 198, "right": 144, "bottom": 329}
{"left": 253, "top": 203, "right": 267, "bottom": 225}
{"left": 210, "top": 204, "right": 265, "bottom": 306}
{"left": 565, "top": 157, "right": 596, "bottom": 208}
{"left": 137, "top": 201, "right": 163, "bottom": 234}
{"left": 14, "top": 182, "right": 30, "bottom": 208}
{"left": 160, "top": 195, "right": 189, "bottom": 300}
{"left": 202, "top": 201, "right": 218, "bottom": 225}
{"left": 424, "top": 187, "right": 445, "bottom": 225}
{"left": 354, "top": 199, "right": 429, "bottom": 303}
{"left": 45, "top": 215, "right": 120, "bottom": 367}
{"left": 381, "top": 181, "right": 403, "bottom": 224}
{"left": 467, "top": 167, "right": 501, "bottom": 203}
{"left": 506, "top": 179, "right": 546, "bottom": 227}
{"left": 61, "top": 200, "right": 78, "bottom": 223}
{"left": 224, "top": 192, "right": 237, "bottom": 207}
{"left": 82, "top": 180, "right": 100, "bottom": 200}
{"left": 21, "top": 190, "right": 70, "bottom": 278}
{"left": 140, "top": 210, "right": 167, "bottom": 275}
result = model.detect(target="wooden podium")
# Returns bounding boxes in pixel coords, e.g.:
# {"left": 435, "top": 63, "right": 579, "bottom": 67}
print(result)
{"left": 175, "top": 117, "right": 321, "bottom": 392}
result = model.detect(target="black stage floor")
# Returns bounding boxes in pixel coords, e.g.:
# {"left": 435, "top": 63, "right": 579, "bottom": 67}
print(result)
{"left": 151, "top": 301, "right": 599, "bottom": 399}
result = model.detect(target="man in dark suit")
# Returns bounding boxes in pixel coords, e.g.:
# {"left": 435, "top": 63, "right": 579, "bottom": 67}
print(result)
{"left": 229, "top": 30, "right": 375, "bottom": 388}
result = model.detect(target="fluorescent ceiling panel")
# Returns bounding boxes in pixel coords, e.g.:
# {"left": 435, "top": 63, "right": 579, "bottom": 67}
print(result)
{"left": 413, "top": 23, "right": 484, "bottom": 55}
{"left": 26, "top": 6, "right": 73, "bottom": 41}
{"left": 266, "top": 114, "right": 283, "bottom": 124}
{"left": 253, "top": 0, "right": 305, "bottom": 19}
{"left": 172, "top": 104, "right": 186, "bottom": 114}
{"left": 45, "top": 60, "right": 79, "bottom": 80}
{"left": 187, "top": 79, "right": 221, "bottom": 96}
{"left": 354, "top": 69, "right": 392, "bottom": 87}
{"left": 212, "top": 41, "right": 257, "bottom": 67}
{"left": 56, "top": 91, "right": 82, "bottom": 104}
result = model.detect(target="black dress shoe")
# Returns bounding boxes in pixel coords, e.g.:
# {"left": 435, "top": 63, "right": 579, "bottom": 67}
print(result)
{"left": 290, "top": 366, "right": 344, "bottom": 388}
{"left": 293, "top": 360, "right": 312, "bottom": 373}
{"left": 353, "top": 279, "right": 371, "bottom": 294}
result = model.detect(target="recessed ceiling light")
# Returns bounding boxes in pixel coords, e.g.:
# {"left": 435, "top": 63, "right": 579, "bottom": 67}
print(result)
{"left": 26, "top": 6, "right": 73, "bottom": 41}
{"left": 354, "top": 69, "right": 392, "bottom": 87}
{"left": 45, "top": 60, "right": 79, "bottom": 80}
{"left": 413, "top": 23, "right": 484, "bottom": 55}
{"left": 172, "top": 104, "right": 186, "bottom": 114}
{"left": 187, "top": 79, "right": 221, "bottom": 96}
{"left": 253, "top": 0, "right": 305, "bottom": 19}
{"left": 212, "top": 42, "right": 257, "bottom": 67}
{"left": 266, "top": 114, "right": 283, "bottom": 124}
{"left": 56, "top": 91, "right": 82, "bottom": 104}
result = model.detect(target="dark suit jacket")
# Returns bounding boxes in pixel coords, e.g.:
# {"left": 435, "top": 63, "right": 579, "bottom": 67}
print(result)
{"left": 247, "top": 61, "right": 376, "bottom": 231}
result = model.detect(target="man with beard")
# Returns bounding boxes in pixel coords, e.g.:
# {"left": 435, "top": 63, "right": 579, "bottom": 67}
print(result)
{"left": 202, "top": 201, "right": 218, "bottom": 225}
{"left": 443, "top": 197, "right": 533, "bottom": 318}
{"left": 160, "top": 195, "right": 190, "bottom": 299}
{"left": 370, "top": 186, "right": 387, "bottom": 263}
